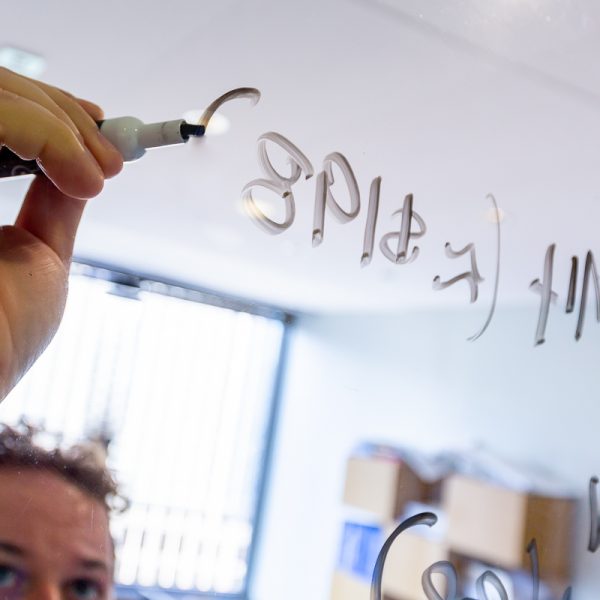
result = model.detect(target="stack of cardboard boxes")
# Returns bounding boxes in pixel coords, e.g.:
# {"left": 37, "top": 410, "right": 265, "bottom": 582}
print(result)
{"left": 444, "top": 474, "right": 574, "bottom": 598}
{"left": 331, "top": 448, "right": 447, "bottom": 600}
{"left": 331, "top": 446, "right": 575, "bottom": 600}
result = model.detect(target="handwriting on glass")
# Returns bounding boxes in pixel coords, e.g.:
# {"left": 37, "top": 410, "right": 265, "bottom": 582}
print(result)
{"left": 241, "top": 133, "right": 501, "bottom": 341}
{"left": 433, "top": 193, "right": 501, "bottom": 342}
{"left": 589, "top": 476, "right": 600, "bottom": 552}
{"left": 369, "top": 475, "right": 600, "bottom": 600}
{"left": 242, "top": 132, "right": 600, "bottom": 345}
{"left": 531, "top": 248, "right": 600, "bottom": 345}
{"left": 370, "top": 512, "right": 572, "bottom": 600}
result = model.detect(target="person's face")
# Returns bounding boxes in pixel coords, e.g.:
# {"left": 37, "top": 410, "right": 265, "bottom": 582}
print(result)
{"left": 0, "top": 468, "right": 113, "bottom": 600}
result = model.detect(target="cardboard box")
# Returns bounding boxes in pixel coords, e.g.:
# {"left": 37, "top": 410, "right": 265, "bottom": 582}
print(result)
{"left": 382, "top": 529, "right": 448, "bottom": 600}
{"left": 331, "top": 571, "right": 371, "bottom": 600}
{"left": 443, "top": 475, "right": 574, "bottom": 580}
{"left": 343, "top": 454, "right": 431, "bottom": 520}
{"left": 330, "top": 571, "right": 404, "bottom": 600}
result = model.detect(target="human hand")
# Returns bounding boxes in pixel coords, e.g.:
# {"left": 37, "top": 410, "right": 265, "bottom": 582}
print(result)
{"left": 0, "top": 67, "right": 123, "bottom": 400}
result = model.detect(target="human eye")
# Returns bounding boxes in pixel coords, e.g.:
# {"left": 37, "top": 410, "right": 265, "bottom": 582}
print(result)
{"left": 67, "top": 578, "right": 104, "bottom": 600}
{"left": 0, "top": 563, "right": 24, "bottom": 591}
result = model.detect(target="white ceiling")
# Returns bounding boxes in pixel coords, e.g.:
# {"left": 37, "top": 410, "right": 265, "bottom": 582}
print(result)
{"left": 1, "top": 0, "right": 600, "bottom": 314}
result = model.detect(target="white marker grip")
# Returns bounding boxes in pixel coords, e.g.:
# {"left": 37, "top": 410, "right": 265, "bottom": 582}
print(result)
{"left": 98, "top": 117, "right": 189, "bottom": 162}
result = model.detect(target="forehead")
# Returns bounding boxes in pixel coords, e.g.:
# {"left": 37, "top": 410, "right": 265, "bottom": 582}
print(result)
{"left": 0, "top": 468, "right": 112, "bottom": 566}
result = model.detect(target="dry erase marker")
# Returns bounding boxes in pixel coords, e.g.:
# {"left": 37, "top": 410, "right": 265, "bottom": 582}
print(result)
{"left": 0, "top": 117, "right": 205, "bottom": 178}
{"left": 0, "top": 87, "right": 261, "bottom": 179}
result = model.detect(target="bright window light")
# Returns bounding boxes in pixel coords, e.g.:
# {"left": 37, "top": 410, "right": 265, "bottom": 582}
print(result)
{"left": 1, "top": 263, "right": 286, "bottom": 598}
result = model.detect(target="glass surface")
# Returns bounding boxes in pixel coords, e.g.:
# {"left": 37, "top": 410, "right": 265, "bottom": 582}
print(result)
{"left": 0, "top": 2, "right": 599, "bottom": 599}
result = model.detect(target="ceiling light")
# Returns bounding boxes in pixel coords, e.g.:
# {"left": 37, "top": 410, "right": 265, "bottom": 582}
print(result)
{"left": 237, "top": 195, "right": 272, "bottom": 217}
{"left": 0, "top": 46, "right": 46, "bottom": 77}
{"left": 485, "top": 207, "right": 505, "bottom": 223}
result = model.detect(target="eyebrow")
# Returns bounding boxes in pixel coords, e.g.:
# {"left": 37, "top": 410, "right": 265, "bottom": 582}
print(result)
{"left": 78, "top": 558, "right": 110, "bottom": 573}
{"left": 1, "top": 541, "right": 108, "bottom": 573}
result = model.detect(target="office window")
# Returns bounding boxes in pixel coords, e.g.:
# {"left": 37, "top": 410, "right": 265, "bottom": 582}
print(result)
{"left": 1, "top": 263, "right": 287, "bottom": 598}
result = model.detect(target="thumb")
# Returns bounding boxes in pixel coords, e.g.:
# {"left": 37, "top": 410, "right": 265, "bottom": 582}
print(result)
{"left": 14, "top": 175, "right": 87, "bottom": 265}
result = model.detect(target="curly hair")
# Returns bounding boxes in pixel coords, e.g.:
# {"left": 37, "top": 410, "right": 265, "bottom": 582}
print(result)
{"left": 0, "top": 422, "right": 126, "bottom": 513}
